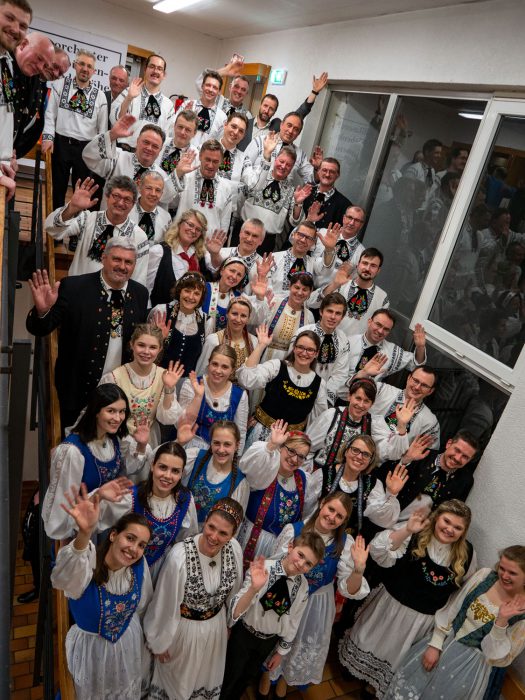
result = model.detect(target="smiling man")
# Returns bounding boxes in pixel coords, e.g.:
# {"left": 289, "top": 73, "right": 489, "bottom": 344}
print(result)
{"left": 45, "top": 175, "right": 149, "bottom": 284}
{"left": 376, "top": 429, "right": 479, "bottom": 521}
{"left": 26, "top": 237, "right": 148, "bottom": 430}
{"left": 113, "top": 53, "right": 175, "bottom": 149}
{"left": 369, "top": 365, "right": 441, "bottom": 461}
{"left": 302, "top": 157, "right": 352, "bottom": 228}
{"left": 82, "top": 115, "right": 168, "bottom": 208}
{"left": 129, "top": 171, "right": 171, "bottom": 244}
{"left": 42, "top": 49, "right": 109, "bottom": 208}
{"left": 0, "top": 0, "right": 32, "bottom": 175}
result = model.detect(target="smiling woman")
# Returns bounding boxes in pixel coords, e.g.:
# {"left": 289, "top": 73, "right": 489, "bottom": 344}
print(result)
{"left": 339, "top": 499, "right": 476, "bottom": 699}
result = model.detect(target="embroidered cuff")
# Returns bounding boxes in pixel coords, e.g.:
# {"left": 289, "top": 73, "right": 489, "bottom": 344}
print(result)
{"left": 278, "top": 639, "right": 292, "bottom": 655}
{"left": 42, "top": 134, "right": 54, "bottom": 141}
{"left": 429, "top": 629, "right": 447, "bottom": 650}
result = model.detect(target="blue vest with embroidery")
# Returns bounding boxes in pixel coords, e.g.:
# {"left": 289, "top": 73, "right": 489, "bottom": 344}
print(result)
{"left": 195, "top": 381, "right": 244, "bottom": 444}
{"left": 189, "top": 450, "right": 245, "bottom": 523}
{"left": 131, "top": 485, "right": 191, "bottom": 566}
{"left": 68, "top": 558, "right": 144, "bottom": 643}
{"left": 292, "top": 521, "right": 344, "bottom": 593}
{"left": 246, "top": 471, "right": 307, "bottom": 537}
{"left": 64, "top": 433, "right": 121, "bottom": 491}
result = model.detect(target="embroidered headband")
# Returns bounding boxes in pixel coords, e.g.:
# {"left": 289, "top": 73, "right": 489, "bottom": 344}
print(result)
{"left": 221, "top": 256, "right": 249, "bottom": 271}
{"left": 228, "top": 295, "right": 253, "bottom": 312}
{"left": 209, "top": 501, "right": 243, "bottom": 530}
{"left": 176, "top": 271, "right": 206, "bottom": 286}
{"left": 287, "top": 430, "right": 312, "bottom": 446}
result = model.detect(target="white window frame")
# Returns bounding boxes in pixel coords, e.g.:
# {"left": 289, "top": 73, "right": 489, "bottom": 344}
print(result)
{"left": 411, "top": 97, "right": 525, "bottom": 393}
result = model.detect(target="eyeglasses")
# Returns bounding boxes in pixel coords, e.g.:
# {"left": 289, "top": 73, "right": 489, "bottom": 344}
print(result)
{"left": 347, "top": 445, "right": 373, "bottom": 462}
{"left": 409, "top": 376, "right": 434, "bottom": 391}
{"left": 283, "top": 445, "right": 308, "bottom": 463}
{"left": 109, "top": 192, "right": 134, "bottom": 205}
{"left": 295, "top": 345, "right": 317, "bottom": 355}
{"left": 295, "top": 232, "right": 316, "bottom": 242}
{"left": 344, "top": 215, "right": 365, "bottom": 224}
{"left": 182, "top": 220, "right": 203, "bottom": 234}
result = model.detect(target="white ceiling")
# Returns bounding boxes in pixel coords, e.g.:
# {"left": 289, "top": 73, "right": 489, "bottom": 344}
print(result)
{"left": 104, "top": 0, "right": 490, "bottom": 40}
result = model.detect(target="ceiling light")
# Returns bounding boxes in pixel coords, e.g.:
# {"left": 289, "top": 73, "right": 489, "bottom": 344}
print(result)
{"left": 458, "top": 111, "right": 483, "bottom": 120}
{"left": 153, "top": 0, "right": 201, "bottom": 12}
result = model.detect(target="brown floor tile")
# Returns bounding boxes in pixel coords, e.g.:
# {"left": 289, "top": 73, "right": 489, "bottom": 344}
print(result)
{"left": 302, "top": 681, "right": 337, "bottom": 700}
{"left": 329, "top": 677, "right": 363, "bottom": 695}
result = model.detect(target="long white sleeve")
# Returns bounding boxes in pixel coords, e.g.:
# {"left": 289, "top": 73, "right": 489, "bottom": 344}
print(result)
{"left": 51, "top": 541, "right": 96, "bottom": 598}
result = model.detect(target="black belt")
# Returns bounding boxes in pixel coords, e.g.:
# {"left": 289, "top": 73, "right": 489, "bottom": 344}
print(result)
{"left": 56, "top": 133, "right": 89, "bottom": 147}
{"left": 180, "top": 602, "right": 222, "bottom": 621}
{"left": 241, "top": 620, "right": 278, "bottom": 640}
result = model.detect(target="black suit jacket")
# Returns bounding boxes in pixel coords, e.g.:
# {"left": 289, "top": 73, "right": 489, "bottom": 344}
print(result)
{"left": 26, "top": 272, "right": 148, "bottom": 418}
{"left": 302, "top": 188, "right": 352, "bottom": 228}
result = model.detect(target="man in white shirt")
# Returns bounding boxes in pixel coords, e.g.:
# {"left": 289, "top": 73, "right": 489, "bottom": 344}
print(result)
{"left": 295, "top": 292, "right": 351, "bottom": 406}
{"left": 237, "top": 93, "right": 280, "bottom": 151}
{"left": 171, "top": 138, "right": 235, "bottom": 233}
{"left": 244, "top": 111, "right": 315, "bottom": 185}
{"left": 112, "top": 54, "right": 175, "bottom": 150}
{"left": 45, "top": 174, "right": 149, "bottom": 285}
{"left": 157, "top": 109, "right": 198, "bottom": 177}
{"left": 205, "top": 218, "right": 265, "bottom": 280}
{"left": 311, "top": 205, "right": 366, "bottom": 270}
{"left": 82, "top": 114, "right": 169, "bottom": 208}
{"left": 0, "top": 0, "right": 31, "bottom": 194}
{"left": 345, "top": 310, "right": 427, "bottom": 386}
{"left": 129, "top": 171, "right": 171, "bottom": 245}
{"left": 369, "top": 366, "right": 441, "bottom": 460}
{"left": 179, "top": 69, "right": 227, "bottom": 148}
{"left": 403, "top": 138, "right": 443, "bottom": 206}
{"left": 241, "top": 136, "right": 307, "bottom": 253}
{"left": 310, "top": 247, "right": 388, "bottom": 336}
{"left": 104, "top": 65, "right": 128, "bottom": 128}
{"left": 42, "top": 49, "right": 108, "bottom": 209}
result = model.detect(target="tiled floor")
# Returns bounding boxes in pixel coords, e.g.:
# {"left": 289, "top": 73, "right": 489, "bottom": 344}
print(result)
{"left": 10, "top": 482, "right": 371, "bottom": 700}
{"left": 11, "top": 481, "right": 44, "bottom": 700}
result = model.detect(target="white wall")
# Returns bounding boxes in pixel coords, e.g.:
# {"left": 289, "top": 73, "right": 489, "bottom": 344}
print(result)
{"left": 34, "top": 0, "right": 221, "bottom": 97}
{"left": 221, "top": 0, "right": 525, "bottom": 116}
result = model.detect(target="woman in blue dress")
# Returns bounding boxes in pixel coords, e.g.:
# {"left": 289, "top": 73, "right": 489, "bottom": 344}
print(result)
{"left": 51, "top": 485, "right": 153, "bottom": 700}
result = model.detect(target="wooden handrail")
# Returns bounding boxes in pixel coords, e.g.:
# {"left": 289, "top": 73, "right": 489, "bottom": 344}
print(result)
{"left": 41, "top": 149, "right": 76, "bottom": 700}
{"left": 0, "top": 185, "right": 6, "bottom": 305}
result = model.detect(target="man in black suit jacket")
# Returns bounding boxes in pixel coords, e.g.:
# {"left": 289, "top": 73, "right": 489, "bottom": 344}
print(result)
{"left": 26, "top": 237, "right": 148, "bottom": 429}
{"left": 302, "top": 157, "right": 352, "bottom": 228}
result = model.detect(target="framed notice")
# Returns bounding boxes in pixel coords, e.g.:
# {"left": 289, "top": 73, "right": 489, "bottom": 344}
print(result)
{"left": 32, "top": 17, "right": 128, "bottom": 91}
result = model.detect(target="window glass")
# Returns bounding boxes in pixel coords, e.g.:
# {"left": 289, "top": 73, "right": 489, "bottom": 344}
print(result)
{"left": 429, "top": 115, "right": 525, "bottom": 368}
{"left": 318, "top": 91, "right": 388, "bottom": 203}
{"left": 362, "top": 96, "right": 486, "bottom": 332}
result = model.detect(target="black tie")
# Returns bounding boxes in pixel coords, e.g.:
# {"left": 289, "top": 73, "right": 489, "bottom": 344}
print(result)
{"left": 220, "top": 149, "right": 232, "bottom": 173}
{"left": 347, "top": 287, "right": 369, "bottom": 316}
{"left": 426, "top": 167, "right": 433, "bottom": 187}
{"left": 200, "top": 178, "right": 214, "bottom": 205}
{"left": 263, "top": 180, "right": 282, "bottom": 203}
{"left": 315, "top": 191, "right": 325, "bottom": 204}
{"left": 110, "top": 289, "right": 124, "bottom": 309}
{"left": 88, "top": 225, "right": 114, "bottom": 262}
{"left": 197, "top": 106, "right": 211, "bottom": 132}
{"left": 69, "top": 88, "right": 88, "bottom": 113}
{"left": 134, "top": 165, "right": 148, "bottom": 184}
{"left": 139, "top": 211, "right": 155, "bottom": 240}
{"left": 287, "top": 257, "right": 306, "bottom": 281}
{"left": 0, "top": 56, "right": 14, "bottom": 108}
{"left": 335, "top": 239, "right": 350, "bottom": 262}
{"left": 319, "top": 333, "right": 336, "bottom": 365}
{"left": 355, "top": 344, "right": 378, "bottom": 372}
{"left": 227, "top": 104, "right": 236, "bottom": 117}
{"left": 259, "top": 575, "right": 291, "bottom": 618}
{"left": 145, "top": 94, "right": 161, "bottom": 119}
{"left": 161, "top": 147, "right": 181, "bottom": 174}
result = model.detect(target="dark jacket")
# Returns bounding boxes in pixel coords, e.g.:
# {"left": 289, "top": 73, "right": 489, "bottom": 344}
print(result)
{"left": 26, "top": 272, "right": 148, "bottom": 418}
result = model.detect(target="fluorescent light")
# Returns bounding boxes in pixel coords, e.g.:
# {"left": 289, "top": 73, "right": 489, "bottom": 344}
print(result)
{"left": 153, "top": 0, "right": 200, "bottom": 12}
{"left": 458, "top": 111, "right": 483, "bottom": 120}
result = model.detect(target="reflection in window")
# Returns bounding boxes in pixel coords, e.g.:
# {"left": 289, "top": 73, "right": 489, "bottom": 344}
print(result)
{"left": 430, "top": 116, "right": 525, "bottom": 368}
{"left": 318, "top": 92, "right": 387, "bottom": 203}
{"left": 363, "top": 96, "right": 485, "bottom": 326}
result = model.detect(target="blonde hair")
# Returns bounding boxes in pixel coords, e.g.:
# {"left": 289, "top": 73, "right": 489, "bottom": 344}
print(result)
{"left": 412, "top": 499, "right": 472, "bottom": 586}
{"left": 165, "top": 209, "right": 207, "bottom": 258}
{"left": 129, "top": 323, "right": 163, "bottom": 352}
